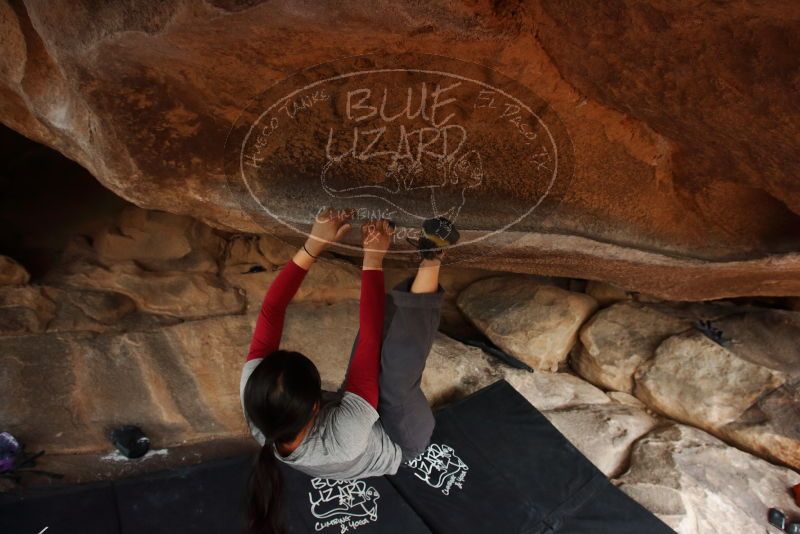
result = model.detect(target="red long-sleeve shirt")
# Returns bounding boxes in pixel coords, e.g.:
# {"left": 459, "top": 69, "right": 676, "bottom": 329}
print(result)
{"left": 246, "top": 259, "right": 385, "bottom": 408}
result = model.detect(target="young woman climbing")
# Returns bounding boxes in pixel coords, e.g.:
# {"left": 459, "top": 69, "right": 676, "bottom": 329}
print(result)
{"left": 239, "top": 207, "right": 460, "bottom": 534}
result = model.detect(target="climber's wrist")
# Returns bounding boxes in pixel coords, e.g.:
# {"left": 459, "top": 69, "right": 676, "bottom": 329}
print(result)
{"left": 362, "top": 253, "right": 384, "bottom": 270}
{"left": 304, "top": 236, "right": 327, "bottom": 258}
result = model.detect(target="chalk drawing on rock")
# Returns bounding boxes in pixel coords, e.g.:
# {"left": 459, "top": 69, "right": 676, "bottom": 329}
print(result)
{"left": 225, "top": 53, "right": 574, "bottom": 266}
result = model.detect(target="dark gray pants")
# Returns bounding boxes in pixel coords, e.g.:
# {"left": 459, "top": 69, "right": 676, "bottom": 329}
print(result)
{"left": 339, "top": 275, "right": 445, "bottom": 462}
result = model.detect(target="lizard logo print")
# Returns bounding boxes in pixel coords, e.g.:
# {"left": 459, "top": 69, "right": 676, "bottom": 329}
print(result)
{"left": 308, "top": 477, "right": 380, "bottom": 532}
{"left": 405, "top": 442, "right": 469, "bottom": 495}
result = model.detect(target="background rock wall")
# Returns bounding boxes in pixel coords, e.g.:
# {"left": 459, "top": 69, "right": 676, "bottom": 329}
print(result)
{"left": 2, "top": 197, "right": 798, "bottom": 532}
{"left": 2, "top": 3, "right": 800, "bottom": 531}
{"left": 0, "top": 142, "right": 797, "bottom": 531}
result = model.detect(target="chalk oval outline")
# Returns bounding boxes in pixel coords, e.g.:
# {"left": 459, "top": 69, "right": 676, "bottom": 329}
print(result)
{"left": 237, "top": 58, "right": 561, "bottom": 254}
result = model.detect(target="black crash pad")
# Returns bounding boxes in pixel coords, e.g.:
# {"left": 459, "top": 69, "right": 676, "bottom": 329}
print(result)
{"left": 0, "top": 455, "right": 253, "bottom": 534}
{"left": 0, "top": 480, "right": 120, "bottom": 534}
{"left": 113, "top": 454, "right": 252, "bottom": 533}
{"left": 385, "top": 379, "right": 673, "bottom": 533}
{"left": 278, "top": 379, "right": 672, "bottom": 533}
{"left": 0, "top": 380, "right": 673, "bottom": 533}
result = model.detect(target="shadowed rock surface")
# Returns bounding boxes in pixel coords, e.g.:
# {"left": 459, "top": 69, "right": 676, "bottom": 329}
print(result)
{"left": 0, "top": 255, "right": 29, "bottom": 285}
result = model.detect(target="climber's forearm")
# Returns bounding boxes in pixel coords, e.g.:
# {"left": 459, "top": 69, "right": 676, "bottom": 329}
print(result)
{"left": 245, "top": 250, "right": 312, "bottom": 362}
{"left": 344, "top": 267, "right": 385, "bottom": 408}
{"left": 292, "top": 236, "right": 325, "bottom": 270}
{"left": 245, "top": 207, "right": 355, "bottom": 361}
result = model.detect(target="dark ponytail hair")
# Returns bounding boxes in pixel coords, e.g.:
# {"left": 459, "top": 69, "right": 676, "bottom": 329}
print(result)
{"left": 243, "top": 350, "right": 323, "bottom": 534}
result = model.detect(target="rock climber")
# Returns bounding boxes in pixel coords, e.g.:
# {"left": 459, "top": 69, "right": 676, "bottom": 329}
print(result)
{"left": 239, "top": 208, "right": 460, "bottom": 534}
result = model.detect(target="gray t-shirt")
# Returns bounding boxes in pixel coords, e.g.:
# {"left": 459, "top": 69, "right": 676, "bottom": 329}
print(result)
{"left": 240, "top": 358, "right": 403, "bottom": 479}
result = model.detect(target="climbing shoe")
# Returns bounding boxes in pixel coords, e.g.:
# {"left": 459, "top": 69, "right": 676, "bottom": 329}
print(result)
{"left": 768, "top": 508, "right": 800, "bottom": 533}
{"left": 406, "top": 217, "right": 460, "bottom": 260}
{"left": 110, "top": 425, "right": 150, "bottom": 459}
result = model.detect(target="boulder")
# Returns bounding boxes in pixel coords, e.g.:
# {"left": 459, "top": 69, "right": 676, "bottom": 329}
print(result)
{"left": 606, "top": 391, "right": 647, "bottom": 410}
{"left": 584, "top": 280, "right": 632, "bottom": 307}
{"left": 92, "top": 207, "right": 224, "bottom": 273}
{"left": 0, "top": 256, "right": 30, "bottom": 285}
{"left": 571, "top": 301, "right": 754, "bottom": 393}
{"left": 503, "top": 369, "right": 611, "bottom": 412}
{"left": 457, "top": 276, "right": 597, "bottom": 371}
{"left": 571, "top": 302, "right": 691, "bottom": 393}
{"left": 0, "top": 286, "right": 56, "bottom": 335}
{"left": 0, "top": 283, "right": 182, "bottom": 336}
{"left": 42, "top": 287, "right": 148, "bottom": 334}
{"left": 420, "top": 332, "right": 504, "bottom": 406}
{"left": 635, "top": 331, "right": 783, "bottom": 428}
{"left": 224, "top": 234, "right": 291, "bottom": 268}
{"left": 3, "top": 1, "right": 800, "bottom": 300}
{"left": 709, "top": 309, "right": 800, "bottom": 468}
{"left": 55, "top": 261, "right": 245, "bottom": 319}
{"left": 51, "top": 288, "right": 135, "bottom": 325}
{"left": 543, "top": 403, "right": 658, "bottom": 477}
{"left": 713, "top": 309, "right": 800, "bottom": 378}
{"left": 634, "top": 330, "right": 799, "bottom": 469}
{"left": 616, "top": 424, "right": 800, "bottom": 534}
{"left": 719, "top": 381, "right": 800, "bottom": 472}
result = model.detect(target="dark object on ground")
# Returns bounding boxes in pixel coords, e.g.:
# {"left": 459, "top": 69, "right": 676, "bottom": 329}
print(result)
{"left": 793, "top": 483, "right": 800, "bottom": 507}
{"left": 0, "top": 380, "right": 672, "bottom": 533}
{"left": 109, "top": 425, "right": 150, "bottom": 459}
{"left": 451, "top": 335, "right": 535, "bottom": 372}
{"left": 0, "top": 432, "right": 62, "bottom": 485}
{"left": 691, "top": 319, "right": 729, "bottom": 347}
{"left": 0, "top": 432, "right": 20, "bottom": 473}
{"left": 769, "top": 507, "right": 800, "bottom": 533}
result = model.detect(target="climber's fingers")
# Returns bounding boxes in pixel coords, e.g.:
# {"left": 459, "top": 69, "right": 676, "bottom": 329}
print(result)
{"left": 334, "top": 222, "right": 352, "bottom": 241}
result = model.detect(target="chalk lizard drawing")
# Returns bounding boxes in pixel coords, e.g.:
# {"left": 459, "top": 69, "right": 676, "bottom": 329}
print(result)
{"left": 320, "top": 132, "right": 484, "bottom": 222}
